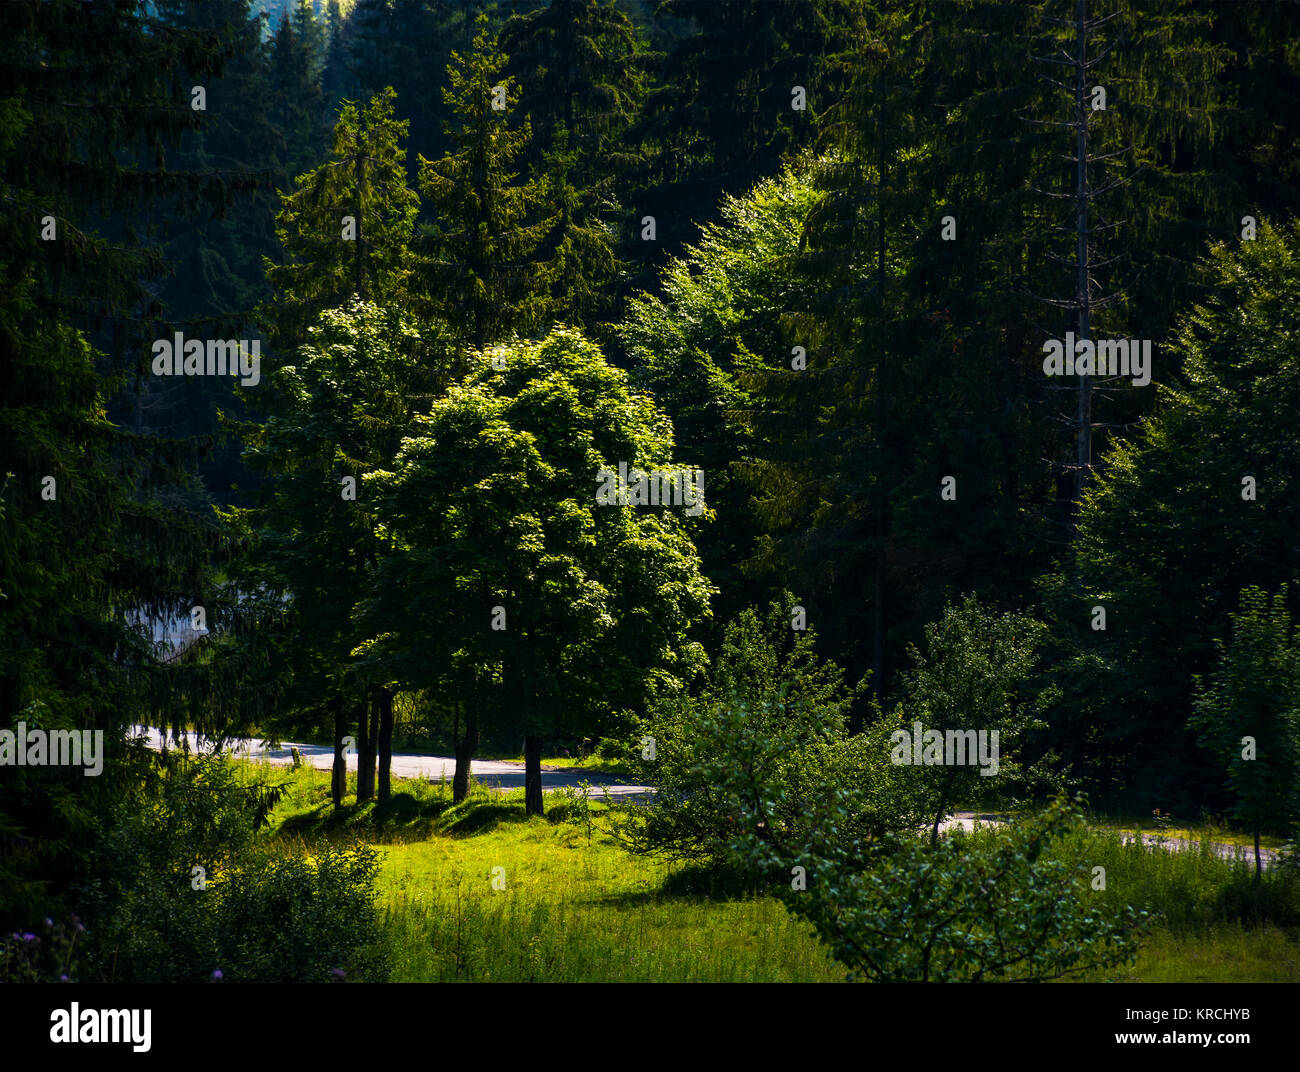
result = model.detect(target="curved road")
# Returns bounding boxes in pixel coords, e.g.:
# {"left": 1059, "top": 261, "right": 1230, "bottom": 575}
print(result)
{"left": 134, "top": 727, "right": 1278, "bottom": 865}
{"left": 133, "top": 725, "right": 655, "bottom": 801}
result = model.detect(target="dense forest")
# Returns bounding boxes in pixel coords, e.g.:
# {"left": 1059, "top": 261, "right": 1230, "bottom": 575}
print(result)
{"left": 3, "top": 0, "right": 1300, "bottom": 992}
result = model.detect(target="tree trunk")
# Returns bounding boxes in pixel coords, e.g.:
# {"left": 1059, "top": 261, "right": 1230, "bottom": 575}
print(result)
{"left": 377, "top": 686, "right": 393, "bottom": 805}
{"left": 356, "top": 696, "right": 376, "bottom": 802}
{"left": 331, "top": 697, "right": 347, "bottom": 810}
{"left": 1073, "top": 0, "right": 1093, "bottom": 501}
{"left": 524, "top": 733, "right": 544, "bottom": 816}
{"left": 453, "top": 700, "right": 479, "bottom": 804}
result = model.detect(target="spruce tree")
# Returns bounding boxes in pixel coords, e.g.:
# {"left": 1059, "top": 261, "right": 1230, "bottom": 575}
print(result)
{"left": 249, "top": 88, "right": 433, "bottom": 805}
{"left": 418, "top": 13, "right": 558, "bottom": 352}
{"left": 0, "top": 0, "right": 251, "bottom": 926}
{"left": 501, "top": 0, "right": 647, "bottom": 331}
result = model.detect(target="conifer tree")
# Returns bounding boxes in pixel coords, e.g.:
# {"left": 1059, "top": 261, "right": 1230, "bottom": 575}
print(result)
{"left": 250, "top": 88, "right": 433, "bottom": 806}
{"left": 263, "top": 86, "right": 420, "bottom": 347}
{"left": 418, "top": 13, "right": 559, "bottom": 352}
{"left": 0, "top": 0, "right": 251, "bottom": 926}
{"left": 501, "top": 0, "right": 645, "bottom": 328}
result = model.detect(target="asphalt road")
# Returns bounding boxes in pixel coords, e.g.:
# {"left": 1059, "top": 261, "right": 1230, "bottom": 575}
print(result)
{"left": 133, "top": 726, "right": 1281, "bottom": 864}
{"left": 133, "top": 725, "right": 655, "bottom": 800}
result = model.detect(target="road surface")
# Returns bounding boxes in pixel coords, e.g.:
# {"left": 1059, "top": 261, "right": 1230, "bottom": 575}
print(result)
{"left": 133, "top": 725, "right": 655, "bottom": 800}
{"left": 133, "top": 728, "right": 1280, "bottom": 864}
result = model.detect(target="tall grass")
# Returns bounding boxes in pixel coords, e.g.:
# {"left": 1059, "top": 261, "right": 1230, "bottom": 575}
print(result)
{"left": 246, "top": 760, "right": 1300, "bottom": 983}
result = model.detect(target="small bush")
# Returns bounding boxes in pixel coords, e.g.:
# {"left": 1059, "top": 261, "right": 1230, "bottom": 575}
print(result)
{"left": 78, "top": 753, "right": 389, "bottom": 982}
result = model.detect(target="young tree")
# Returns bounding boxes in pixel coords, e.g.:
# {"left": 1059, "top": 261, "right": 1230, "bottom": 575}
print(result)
{"left": 365, "top": 328, "right": 714, "bottom": 815}
{"left": 896, "top": 595, "right": 1058, "bottom": 844}
{"left": 1042, "top": 218, "right": 1300, "bottom": 811}
{"left": 631, "top": 593, "right": 933, "bottom": 871}
{"left": 1190, "top": 585, "right": 1300, "bottom": 879}
{"left": 728, "top": 790, "right": 1145, "bottom": 982}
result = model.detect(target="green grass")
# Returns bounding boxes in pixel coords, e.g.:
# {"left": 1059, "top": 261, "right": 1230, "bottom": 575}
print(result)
{"left": 242, "top": 759, "right": 1300, "bottom": 983}
{"left": 1075, "top": 924, "right": 1300, "bottom": 982}
{"left": 378, "top": 821, "right": 844, "bottom": 982}
{"left": 1081, "top": 811, "right": 1286, "bottom": 852}
{"left": 496, "top": 752, "right": 633, "bottom": 777}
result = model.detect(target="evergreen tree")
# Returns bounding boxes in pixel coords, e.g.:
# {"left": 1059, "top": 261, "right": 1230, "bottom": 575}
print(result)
{"left": 268, "top": 7, "right": 330, "bottom": 184}
{"left": 624, "top": 0, "right": 853, "bottom": 286}
{"left": 349, "top": 0, "right": 477, "bottom": 181}
{"left": 249, "top": 88, "right": 434, "bottom": 805}
{"left": 738, "top": 0, "right": 1235, "bottom": 708}
{"left": 418, "top": 13, "right": 559, "bottom": 351}
{"left": 147, "top": 0, "right": 283, "bottom": 506}
{"left": 263, "top": 86, "right": 420, "bottom": 346}
{"left": 0, "top": 0, "right": 249, "bottom": 927}
{"left": 501, "top": 0, "right": 646, "bottom": 329}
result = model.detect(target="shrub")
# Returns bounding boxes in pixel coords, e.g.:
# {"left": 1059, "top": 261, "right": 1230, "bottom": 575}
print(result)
{"left": 736, "top": 795, "right": 1148, "bottom": 982}
{"left": 78, "top": 753, "right": 389, "bottom": 981}
{"left": 627, "top": 594, "right": 931, "bottom": 869}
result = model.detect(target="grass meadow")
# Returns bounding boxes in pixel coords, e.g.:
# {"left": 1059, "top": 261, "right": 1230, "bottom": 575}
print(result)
{"left": 247, "top": 759, "right": 1300, "bottom": 983}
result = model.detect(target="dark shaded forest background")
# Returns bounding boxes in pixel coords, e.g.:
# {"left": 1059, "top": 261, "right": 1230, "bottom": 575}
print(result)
{"left": 3, "top": 0, "right": 1300, "bottom": 941}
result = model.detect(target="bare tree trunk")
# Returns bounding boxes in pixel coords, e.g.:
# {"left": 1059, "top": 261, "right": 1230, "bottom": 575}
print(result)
{"left": 377, "top": 686, "right": 393, "bottom": 805}
{"left": 1074, "top": 0, "right": 1093, "bottom": 501}
{"left": 356, "top": 695, "right": 376, "bottom": 802}
{"left": 453, "top": 699, "right": 479, "bottom": 804}
{"left": 524, "top": 733, "right": 544, "bottom": 816}
{"left": 331, "top": 697, "right": 347, "bottom": 810}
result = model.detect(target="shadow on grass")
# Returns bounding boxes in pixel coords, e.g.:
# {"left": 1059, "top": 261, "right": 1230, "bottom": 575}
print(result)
{"left": 274, "top": 791, "right": 458, "bottom": 843}
{"left": 583, "top": 859, "right": 764, "bottom": 909}
{"left": 439, "top": 801, "right": 526, "bottom": 837}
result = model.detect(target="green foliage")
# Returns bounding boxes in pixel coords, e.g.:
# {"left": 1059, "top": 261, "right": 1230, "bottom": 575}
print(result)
{"left": 896, "top": 593, "right": 1060, "bottom": 837}
{"left": 1190, "top": 585, "right": 1300, "bottom": 844}
{"left": 79, "top": 754, "right": 387, "bottom": 982}
{"left": 735, "top": 794, "right": 1147, "bottom": 983}
{"left": 364, "top": 327, "right": 714, "bottom": 809}
{"left": 263, "top": 86, "right": 421, "bottom": 344}
{"left": 0, "top": 0, "right": 249, "bottom": 926}
{"left": 86, "top": 841, "right": 387, "bottom": 984}
{"left": 501, "top": 0, "right": 645, "bottom": 329}
{"left": 627, "top": 0, "right": 848, "bottom": 272}
{"left": 619, "top": 160, "right": 824, "bottom": 624}
{"left": 1045, "top": 218, "right": 1300, "bottom": 809}
{"left": 631, "top": 593, "right": 929, "bottom": 868}
{"left": 418, "top": 13, "right": 558, "bottom": 350}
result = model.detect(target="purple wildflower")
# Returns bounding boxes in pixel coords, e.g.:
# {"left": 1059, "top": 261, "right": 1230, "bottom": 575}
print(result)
{"left": 211, "top": 969, "right": 223, "bottom": 981}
